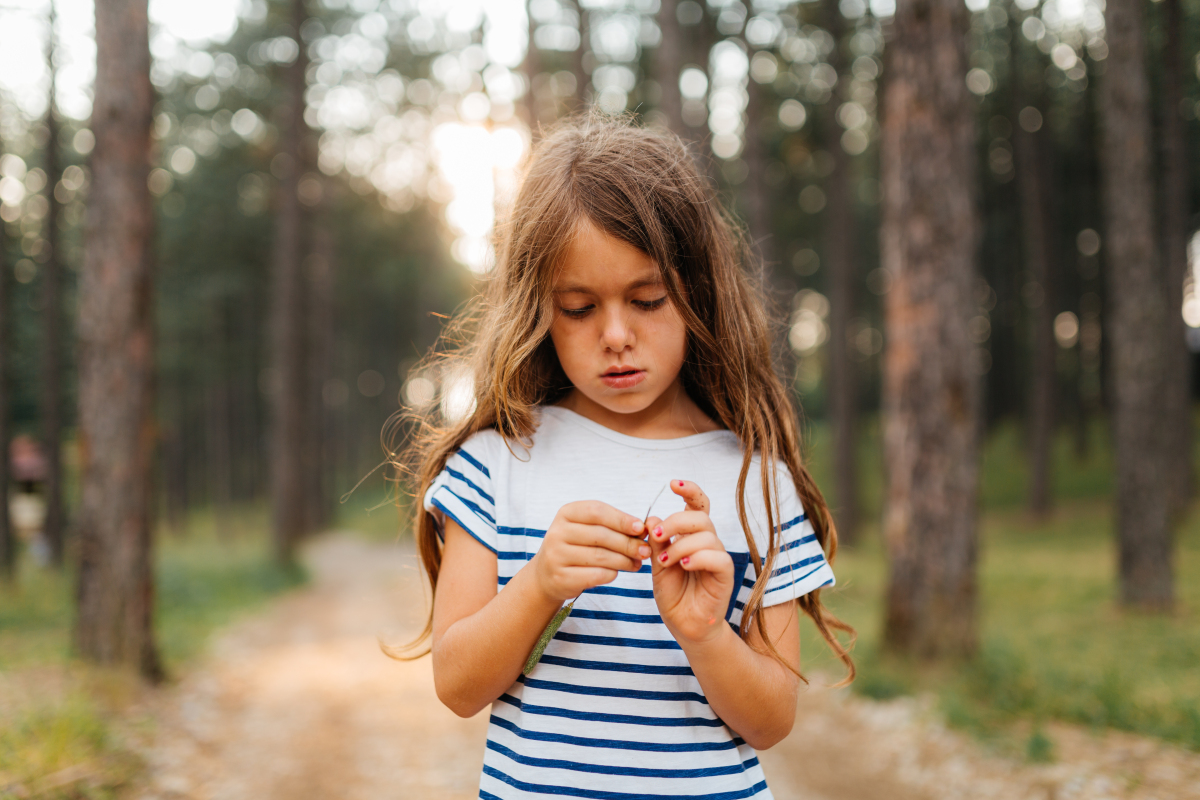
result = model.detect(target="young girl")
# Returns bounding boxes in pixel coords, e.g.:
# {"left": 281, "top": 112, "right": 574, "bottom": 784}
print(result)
{"left": 396, "top": 114, "right": 853, "bottom": 799}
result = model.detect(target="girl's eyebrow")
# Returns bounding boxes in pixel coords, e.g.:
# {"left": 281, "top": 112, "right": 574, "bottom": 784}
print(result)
{"left": 552, "top": 277, "right": 664, "bottom": 294}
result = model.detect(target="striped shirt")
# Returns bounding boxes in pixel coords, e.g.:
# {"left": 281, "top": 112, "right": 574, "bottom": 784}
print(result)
{"left": 424, "top": 406, "right": 835, "bottom": 800}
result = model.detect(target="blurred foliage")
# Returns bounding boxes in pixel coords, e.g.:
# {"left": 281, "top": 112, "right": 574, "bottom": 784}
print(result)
{"left": 802, "top": 418, "right": 1200, "bottom": 752}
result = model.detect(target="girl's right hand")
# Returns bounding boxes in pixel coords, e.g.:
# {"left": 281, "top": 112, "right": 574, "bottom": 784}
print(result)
{"left": 533, "top": 501, "right": 651, "bottom": 602}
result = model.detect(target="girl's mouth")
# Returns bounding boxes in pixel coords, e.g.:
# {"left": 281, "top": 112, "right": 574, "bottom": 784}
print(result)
{"left": 601, "top": 368, "right": 646, "bottom": 389}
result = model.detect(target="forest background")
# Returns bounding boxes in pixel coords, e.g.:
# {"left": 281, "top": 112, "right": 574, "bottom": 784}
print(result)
{"left": 1, "top": 0, "right": 1199, "bottom": 792}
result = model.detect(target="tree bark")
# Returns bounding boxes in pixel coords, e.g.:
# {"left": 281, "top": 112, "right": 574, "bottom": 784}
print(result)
{"left": 523, "top": 1, "right": 541, "bottom": 134}
{"left": 656, "top": 0, "right": 685, "bottom": 136}
{"left": 1162, "top": 0, "right": 1193, "bottom": 521}
{"left": 879, "top": 0, "right": 981, "bottom": 657}
{"left": 572, "top": 0, "right": 589, "bottom": 110}
{"left": 74, "top": 0, "right": 161, "bottom": 679}
{"left": 1101, "top": 0, "right": 1174, "bottom": 610}
{"left": 306, "top": 207, "right": 335, "bottom": 532}
{"left": 823, "top": 0, "right": 859, "bottom": 545}
{"left": 0, "top": 130, "right": 11, "bottom": 581}
{"left": 1012, "top": 33, "right": 1056, "bottom": 517}
{"left": 268, "top": 0, "right": 312, "bottom": 566}
{"left": 41, "top": 0, "right": 65, "bottom": 567}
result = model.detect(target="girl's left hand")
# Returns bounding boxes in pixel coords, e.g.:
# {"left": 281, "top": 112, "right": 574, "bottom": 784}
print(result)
{"left": 646, "top": 480, "right": 735, "bottom": 645}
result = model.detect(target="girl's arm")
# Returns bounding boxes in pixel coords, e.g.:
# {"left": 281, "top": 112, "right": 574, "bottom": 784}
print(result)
{"left": 646, "top": 480, "right": 803, "bottom": 749}
{"left": 430, "top": 503, "right": 650, "bottom": 718}
{"left": 672, "top": 602, "right": 801, "bottom": 750}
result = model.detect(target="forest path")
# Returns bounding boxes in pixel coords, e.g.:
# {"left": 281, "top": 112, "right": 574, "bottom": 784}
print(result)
{"left": 132, "top": 534, "right": 1200, "bottom": 800}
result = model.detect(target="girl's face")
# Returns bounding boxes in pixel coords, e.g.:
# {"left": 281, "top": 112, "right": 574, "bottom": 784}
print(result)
{"left": 549, "top": 221, "right": 690, "bottom": 429}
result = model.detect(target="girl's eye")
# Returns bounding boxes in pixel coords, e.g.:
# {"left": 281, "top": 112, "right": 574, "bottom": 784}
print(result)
{"left": 633, "top": 296, "right": 668, "bottom": 311}
{"left": 559, "top": 305, "right": 594, "bottom": 318}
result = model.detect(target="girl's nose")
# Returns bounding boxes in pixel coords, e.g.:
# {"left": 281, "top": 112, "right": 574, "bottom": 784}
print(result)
{"left": 600, "top": 307, "right": 634, "bottom": 351}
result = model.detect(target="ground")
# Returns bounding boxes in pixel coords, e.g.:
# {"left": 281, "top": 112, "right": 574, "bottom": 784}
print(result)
{"left": 128, "top": 535, "right": 1200, "bottom": 800}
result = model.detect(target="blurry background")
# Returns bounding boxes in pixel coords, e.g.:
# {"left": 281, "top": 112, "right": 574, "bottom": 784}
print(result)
{"left": 0, "top": 0, "right": 1199, "bottom": 795}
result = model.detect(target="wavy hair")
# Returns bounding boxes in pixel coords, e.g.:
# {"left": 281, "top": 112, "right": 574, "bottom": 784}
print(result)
{"left": 386, "top": 112, "right": 854, "bottom": 683}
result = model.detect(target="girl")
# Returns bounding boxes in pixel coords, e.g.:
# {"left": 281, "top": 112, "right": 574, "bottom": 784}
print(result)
{"left": 394, "top": 114, "right": 854, "bottom": 800}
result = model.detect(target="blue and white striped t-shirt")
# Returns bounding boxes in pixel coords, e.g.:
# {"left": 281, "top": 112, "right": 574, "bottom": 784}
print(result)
{"left": 423, "top": 405, "right": 835, "bottom": 800}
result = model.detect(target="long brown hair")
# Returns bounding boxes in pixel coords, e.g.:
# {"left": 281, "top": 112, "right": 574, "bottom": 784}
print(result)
{"left": 387, "top": 112, "right": 854, "bottom": 683}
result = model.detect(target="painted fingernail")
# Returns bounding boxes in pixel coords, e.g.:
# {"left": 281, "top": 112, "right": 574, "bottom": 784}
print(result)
{"left": 677, "top": 480, "right": 685, "bottom": 487}
{"left": 660, "top": 552, "right": 668, "bottom": 563}
{"left": 681, "top": 556, "right": 690, "bottom": 565}
{"left": 638, "top": 546, "right": 651, "bottom": 558}
{"left": 653, "top": 526, "right": 663, "bottom": 538}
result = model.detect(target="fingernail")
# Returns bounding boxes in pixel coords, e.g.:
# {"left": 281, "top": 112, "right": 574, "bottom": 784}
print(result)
{"left": 660, "top": 552, "right": 668, "bottom": 563}
{"left": 632, "top": 520, "right": 643, "bottom": 533}
{"left": 638, "top": 546, "right": 651, "bottom": 558}
{"left": 653, "top": 526, "right": 663, "bottom": 538}
{"left": 676, "top": 480, "right": 685, "bottom": 487}
{"left": 681, "top": 556, "right": 690, "bottom": 565}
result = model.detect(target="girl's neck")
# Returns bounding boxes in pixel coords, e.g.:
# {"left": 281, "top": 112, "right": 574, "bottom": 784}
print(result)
{"left": 556, "top": 381, "right": 720, "bottom": 440}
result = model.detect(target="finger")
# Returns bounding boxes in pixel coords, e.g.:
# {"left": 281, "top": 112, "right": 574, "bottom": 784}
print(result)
{"left": 572, "top": 567, "right": 620, "bottom": 588}
{"left": 671, "top": 480, "right": 710, "bottom": 514}
{"left": 676, "top": 549, "right": 733, "bottom": 576}
{"left": 657, "top": 531, "right": 724, "bottom": 569}
{"left": 563, "top": 500, "right": 645, "bottom": 537}
{"left": 658, "top": 510, "right": 717, "bottom": 539}
{"left": 564, "top": 544, "right": 644, "bottom": 573}
{"left": 565, "top": 523, "right": 652, "bottom": 562}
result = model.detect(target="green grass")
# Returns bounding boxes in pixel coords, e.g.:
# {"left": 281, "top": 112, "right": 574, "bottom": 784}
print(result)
{"left": 0, "top": 504, "right": 305, "bottom": 796}
{"left": 800, "top": 416, "right": 1200, "bottom": 754}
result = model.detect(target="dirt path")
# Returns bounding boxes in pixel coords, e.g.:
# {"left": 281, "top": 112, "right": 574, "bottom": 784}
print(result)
{"left": 133, "top": 535, "right": 1200, "bottom": 800}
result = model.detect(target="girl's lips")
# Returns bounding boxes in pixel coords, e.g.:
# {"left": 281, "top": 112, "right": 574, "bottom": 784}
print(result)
{"left": 601, "top": 369, "right": 645, "bottom": 389}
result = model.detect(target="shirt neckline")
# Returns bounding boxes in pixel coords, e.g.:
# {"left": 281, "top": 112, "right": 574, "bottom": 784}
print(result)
{"left": 540, "top": 405, "right": 736, "bottom": 451}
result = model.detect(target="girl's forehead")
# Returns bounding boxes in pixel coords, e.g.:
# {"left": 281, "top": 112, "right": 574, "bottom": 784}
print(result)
{"left": 552, "top": 222, "right": 660, "bottom": 292}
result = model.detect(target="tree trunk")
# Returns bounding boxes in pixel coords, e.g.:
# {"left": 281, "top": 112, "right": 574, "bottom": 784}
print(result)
{"left": 741, "top": 60, "right": 774, "bottom": 281}
{"left": 656, "top": 0, "right": 685, "bottom": 136}
{"left": 1012, "top": 34, "right": 1056, "bottom": 517}
{"left": 1162, "top": 0, "right": 1193, "bottom": 520}
{"left": 268, "top": 0, "right": 311, "bottom": 566}
{"left": 74, "top": 0, "right": 161, "bottom": 679}
{"left": 41, "top": 0, "right": 65, "bottom": 567}
{"left": 823, "top": 0, "right": 859, "bottom": 545}
{"left": 0, "top": 130, "right": 11, "bottom": 581}
{"left": 1101, "top": 0, "right": 1174, "bottom": 610}
{"left": 879, "top": 0, "right": 981, "bottom": 658}
{"left": 306, "top": 208, "right": 335, "bottom": 532}
{"left": 572, "top": 0, "right": 589, "bottom": 110}
{"left": 523, "top": 2, "right": 541, "bottom": 134}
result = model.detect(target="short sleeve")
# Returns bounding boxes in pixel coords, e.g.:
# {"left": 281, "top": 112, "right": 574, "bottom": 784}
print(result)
{"left": 760, "top": 487, "right": 836, "bottom": 608}
{"left": 423, "top": 439, "right": 498, "bottom": 554}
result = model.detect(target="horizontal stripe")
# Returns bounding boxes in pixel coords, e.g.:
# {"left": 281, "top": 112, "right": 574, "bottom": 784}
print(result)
{"left": 498, "top": 525, "right": 548, "bottom": 538}
{"left": 586, "top": 585, "right": 654, "bottom": 599}
{"left": 499, "top": 693, "right": 723, "bottom": 727}
{"left": 455, "top": 447, "right": 490, "bottom": 478}
{"left": 554, "top": 632, "right": 682, "bottom": 650}
{"left": 779, "top": 513, "right": 806, "bottom": 532}
{"left": 780, "top": 532, "right": 817, "bottom": 551}
{"left": 570, "top": 609, "right": 663, "bottom": 625}
{"left": 497, "top": 550, "right": 533, "bottom": 561}
{"left": 768, "top": 562, "right": 827, "bottom": 590}
{"left": 445, "top": 466, "right": 494, "bottom": 505}
{"left": 489, "top": 715, "right": 743, "bottom": 753}
{"left": 769, "top": 553, "right": 825, "bottom": 579}
{"left": 445, "top": 488, "right": 496, "bottom": 526}
{"left": 537, "top": 654, "right": 695, "bottom": 676}
{"left": 430, "top": 496, "right": 497, "bottom": 555}
{"left": 766, "top": 573, "right": 834, "bottom": 599}
{"left": 519, "top": 676, "right": 708, "bottom": 705}
{"left": 483, "top": 765, "right": 768, "bottom": 799}
{"left": 487, "top": 740, "right": 757, "bottom": 779}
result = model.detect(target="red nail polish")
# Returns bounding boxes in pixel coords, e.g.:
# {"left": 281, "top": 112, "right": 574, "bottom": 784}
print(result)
{"left": 660, "top": 552, "right": 668, "bottom": 563}
{"left": 682, "top": 556, "right": 690, "bottom": 565}
{"left": 654, "top": 526, "right": 663, "bottom": 538}
{"left": 677, "top": 480, "right": 684, "bottom": 487}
